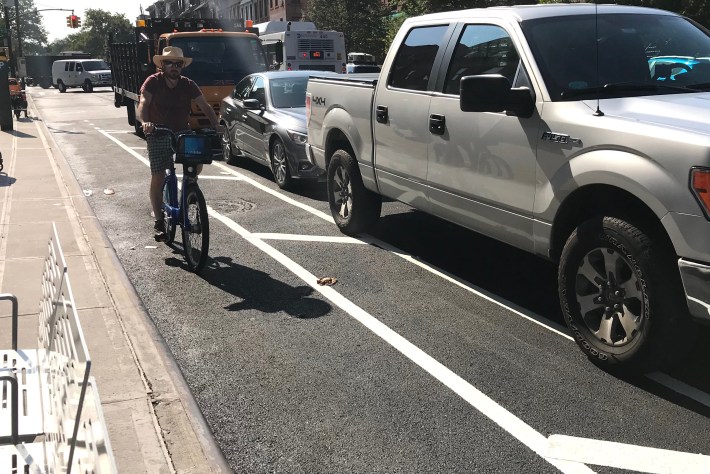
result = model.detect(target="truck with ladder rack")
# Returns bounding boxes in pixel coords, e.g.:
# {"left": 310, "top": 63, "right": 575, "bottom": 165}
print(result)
{"left": 109, "top": 17, "right": 268, "bottom": 136}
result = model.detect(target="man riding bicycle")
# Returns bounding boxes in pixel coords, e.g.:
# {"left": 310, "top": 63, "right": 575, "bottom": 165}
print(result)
{"left": 137, "top": 46, "right": 223, "bottom": 241}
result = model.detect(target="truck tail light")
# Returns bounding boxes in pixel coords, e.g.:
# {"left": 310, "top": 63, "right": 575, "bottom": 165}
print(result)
{"left": 691, "top": 167, "right": 710, "bottom": 216}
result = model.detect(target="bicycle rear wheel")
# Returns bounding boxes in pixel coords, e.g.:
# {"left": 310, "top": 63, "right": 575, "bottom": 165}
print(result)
{"left": 162, "top": 172, "right": 177, "bottom": 243}
{"left": 182, "top": 183, "right": 209, "bottom": 273}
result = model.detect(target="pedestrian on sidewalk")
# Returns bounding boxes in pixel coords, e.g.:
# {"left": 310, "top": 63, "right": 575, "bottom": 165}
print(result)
{"left": 137, "top": 46, "right": 223, "bottom": 241}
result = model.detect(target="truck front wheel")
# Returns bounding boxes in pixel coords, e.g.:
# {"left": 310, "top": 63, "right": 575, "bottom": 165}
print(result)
{"left": 558, "top": 216, "right": 693, "bottom": 372}
{"left": 327, "top": 149, "right": 381, "bottom": 235}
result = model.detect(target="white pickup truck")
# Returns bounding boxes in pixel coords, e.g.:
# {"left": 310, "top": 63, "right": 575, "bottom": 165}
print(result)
{"left": 305, "top": 4, "right": 710, "bottom": 372}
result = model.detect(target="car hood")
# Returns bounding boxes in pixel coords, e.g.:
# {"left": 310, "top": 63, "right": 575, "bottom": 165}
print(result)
{"left": 273, "top": 107, "right": 306, "bottom": 131}
{"left": 590, "top": 92, "right": 710, "bottom": 136}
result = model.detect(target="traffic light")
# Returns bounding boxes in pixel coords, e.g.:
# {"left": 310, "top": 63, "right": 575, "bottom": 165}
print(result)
{"left": 66, "top": 15, "right": 79, "bottom": 28}
{"left": 75, "top": 16, "right": 81, "bottom": 28}
{"left": 66, "top": 15, "right": 72, "bottom": 28}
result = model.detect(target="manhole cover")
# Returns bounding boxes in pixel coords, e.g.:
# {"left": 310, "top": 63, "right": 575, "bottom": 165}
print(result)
{"left": 210, "top": 199, "right": 256, "bottom": 214}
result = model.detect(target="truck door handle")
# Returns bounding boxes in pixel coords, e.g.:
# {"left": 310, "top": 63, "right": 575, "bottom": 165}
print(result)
{"left": 376, "top": 105, "right": 388, "bottom": 124}
{"left": 429, "top": 114, "right": 446, "bottom": 135}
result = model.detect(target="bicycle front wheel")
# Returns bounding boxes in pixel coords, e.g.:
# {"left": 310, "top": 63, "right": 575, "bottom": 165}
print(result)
{"left": 162, "top": 172, "right": 177, "bottom": 244}
{"left": 182, "top": 183, "right": 209, "bottom": 273}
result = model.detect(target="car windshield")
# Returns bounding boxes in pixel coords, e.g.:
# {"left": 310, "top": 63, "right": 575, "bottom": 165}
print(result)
{"left": 521, "top": 13, "right": 710, "bottom": 101}
{"left": 83, "top": 60, "right": 109, "bottom": 71}
{"left": 269, "top": 76, "right": 309, "bottom": 108}
{"left": 170, "top": 36, "right": 268, "bottom": 86}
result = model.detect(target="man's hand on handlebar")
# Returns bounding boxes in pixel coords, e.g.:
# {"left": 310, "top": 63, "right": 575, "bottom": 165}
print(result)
{"left": 142, "top": 122, "right": 156, "bottom": 135}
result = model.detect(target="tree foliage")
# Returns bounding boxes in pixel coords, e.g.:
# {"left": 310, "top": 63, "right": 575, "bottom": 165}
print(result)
{"left": 4, "top": 0, "right": 48, "bottom": 56}
{"left": 304, "top": 0, "right": 391, "bottom": 62}
{"left": 47, "top": 9, "right": 133, "bottom": 58}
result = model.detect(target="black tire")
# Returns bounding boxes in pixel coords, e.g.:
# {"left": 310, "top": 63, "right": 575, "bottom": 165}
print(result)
{"left": 161, "top": 173, "right": 177, "bottom": 244}
{"left": 182, "top": 183, "right": 209, "bottom": 273}
{"left": 326, "top": 149, "right": 382, "bottom": 235}
{"left": 559, "top": 216, "right": 693, "bottom": 372}
{"left": 134, "top": 119, "right": 145, "bottom": 138}
{"left": 271, "top": 137, "right": 291, "bottom": 189}
{"left": 221, "top": 126, "right": 236, "bottom": 163}
{"left": 82, "top": 80, "right": 93, "bottom": 92}
{"left": 57, "top": 81, "right": 66, "bottom": 93}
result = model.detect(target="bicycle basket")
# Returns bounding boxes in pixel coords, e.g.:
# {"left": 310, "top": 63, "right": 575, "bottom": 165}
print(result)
{"left": 175, "top": 134, "right": 213, "bottom": 164}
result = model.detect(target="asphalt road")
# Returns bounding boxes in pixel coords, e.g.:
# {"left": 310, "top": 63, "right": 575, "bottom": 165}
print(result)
{"left": 29, "top": 85, "right": 710, "bottom": 474}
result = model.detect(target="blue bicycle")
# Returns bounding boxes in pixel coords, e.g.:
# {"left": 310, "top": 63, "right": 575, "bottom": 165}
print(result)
{"left": 151, "top": 126, "right": 213, "bottom": 273}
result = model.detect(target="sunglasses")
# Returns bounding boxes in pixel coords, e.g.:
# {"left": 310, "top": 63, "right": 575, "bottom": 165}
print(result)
{"left": 162, "top": 60, "right": 184, "bottom": 68}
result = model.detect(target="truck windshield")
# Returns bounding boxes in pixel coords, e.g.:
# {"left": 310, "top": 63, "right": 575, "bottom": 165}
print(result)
{"left": 170, "top": 36, "right": 268, "bottom": 86}
{"left": 83, "top": 60, "right": 109, "bottom": 71}
{"left": 521, "top": 13, "right": 710, "bottom": 101}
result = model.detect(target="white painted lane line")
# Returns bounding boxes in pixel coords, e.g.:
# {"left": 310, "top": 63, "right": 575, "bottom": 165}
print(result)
{"left": 548, "top": 435, "right": 710, "bottom": 473}
{"left": 212, "top": 161, "right": 334, "bottom": 221}
{"left": 251, "top": 233, "right": 365, "bottom": 244}
{"left": 646, "top": 372, "right": 710, "bottom": 410}
{"left": 208, "top": 207, "right": 592, "bottom": 474}
{"left": 98, "top": 129, "right": 149, "bottom": 166}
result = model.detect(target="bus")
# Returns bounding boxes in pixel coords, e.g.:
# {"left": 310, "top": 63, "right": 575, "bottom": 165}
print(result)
{"left": 256, "top": 21, "right": 346, "bottom": 73}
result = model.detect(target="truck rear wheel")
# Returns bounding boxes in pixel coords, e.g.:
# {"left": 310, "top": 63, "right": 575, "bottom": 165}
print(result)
{"left": 57, "top": 81, "right": 66, "bottom": 93}
{"left": 558, "top": 216, "right": 693, "bottom": 372}
{"left": 327, "top": 149, "right": 381, "bottom": 235}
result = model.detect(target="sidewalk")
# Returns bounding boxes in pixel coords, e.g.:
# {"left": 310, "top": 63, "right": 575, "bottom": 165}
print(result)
{"left": 0, "top": 96, "right": 232, "bottom": 473}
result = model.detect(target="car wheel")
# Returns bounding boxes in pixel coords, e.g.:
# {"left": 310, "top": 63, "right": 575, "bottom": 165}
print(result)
{"left": 326, "top": 148, "right": 382, "bottom": 235}
{"left": 559, "top": 216, "right": 693, "bottom": 372}
{"left": 57, "top": 81, "right": 66, "bottom": 93}
{"left": 134, "top": 119, "right": 145, "bottom": 138}
{"left": 221, "top": 127, "right": 237, "bottom": 164}
{"left": 82, "top": 80, "right": 93, "bottom": 92}
{"left": 270, "top": 138, "right": 291, "bottom": 189}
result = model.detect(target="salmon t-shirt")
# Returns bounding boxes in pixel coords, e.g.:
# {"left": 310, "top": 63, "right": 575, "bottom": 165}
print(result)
{"left": 140, "top": 72, "right": 202, "bottom": 132}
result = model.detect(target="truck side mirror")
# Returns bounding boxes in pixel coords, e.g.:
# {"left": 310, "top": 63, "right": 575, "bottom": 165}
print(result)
{"left": 275, "top": 41, "right": 284, "bottom": 64}
{"left": 460, "top": 74, "right": 534, "bottom": 118}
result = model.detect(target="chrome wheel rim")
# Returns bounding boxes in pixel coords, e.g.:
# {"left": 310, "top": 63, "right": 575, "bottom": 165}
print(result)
{"left": 221, "top": 132, "right": 231, "bottom": 161}
{"left": 332, "top": 164, "right": 352, "bottom": 219}
{"left": 273, "top": 142, "right": 287, "bottom": 184}
{"left": 574, "top": 247, "right": 644, "bottom": 347}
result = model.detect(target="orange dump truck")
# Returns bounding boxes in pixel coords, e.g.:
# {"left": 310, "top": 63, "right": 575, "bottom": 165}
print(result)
{"left": 109, "top": 18, "right": 268, "bottom": 137}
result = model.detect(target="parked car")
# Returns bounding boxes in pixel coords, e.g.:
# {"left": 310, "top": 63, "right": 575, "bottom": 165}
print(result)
{"left": 220, "top": 70, "right": 333, "bottom": 189}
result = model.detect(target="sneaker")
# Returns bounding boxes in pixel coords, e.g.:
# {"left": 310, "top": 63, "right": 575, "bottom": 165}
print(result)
{"left": 154, "top": 219, "right": 167, "bottom": 241}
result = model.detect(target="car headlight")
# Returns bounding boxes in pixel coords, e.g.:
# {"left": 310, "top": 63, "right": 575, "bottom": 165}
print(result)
{"left": 286, "top": 129, "right": 307, "bottom": 145}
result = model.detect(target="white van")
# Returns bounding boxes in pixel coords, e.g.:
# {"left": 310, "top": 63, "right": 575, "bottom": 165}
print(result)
{"left": 52, "top": 59, "right": 112, "bottom": 93}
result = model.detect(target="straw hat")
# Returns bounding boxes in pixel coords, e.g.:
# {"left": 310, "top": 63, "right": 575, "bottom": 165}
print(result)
{"left": 153, "top": 46, "right": 193, "bottom": 68}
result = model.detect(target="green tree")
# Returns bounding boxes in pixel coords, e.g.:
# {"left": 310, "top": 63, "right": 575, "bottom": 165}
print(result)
{"left": 47, "top": 9, "right": 133, "bottom": 58}
{"left": 5, "top": 0, "right": 48, "bottom": 56}
{"left": 304, "top": 0, "right": 391, "bottom": 62}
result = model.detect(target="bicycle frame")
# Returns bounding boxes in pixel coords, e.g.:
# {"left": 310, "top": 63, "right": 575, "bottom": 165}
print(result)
{"left": 163, "top": 162, "right": 200, "bottom": 233}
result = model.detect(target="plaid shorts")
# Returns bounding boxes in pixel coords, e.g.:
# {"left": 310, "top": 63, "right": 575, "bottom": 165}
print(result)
{"left": 146, "top": 135, "right": 173, "bottom": 174}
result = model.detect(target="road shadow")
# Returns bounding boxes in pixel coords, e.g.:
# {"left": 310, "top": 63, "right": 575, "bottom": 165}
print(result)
{"left": 0, "top": 172, "right": 15, "bottom": 187}
{"left": 165, "top": 249, "right": 331, "bottom": 319}
{"left": 372, "top": 206, "right": 710, "bottom": 414}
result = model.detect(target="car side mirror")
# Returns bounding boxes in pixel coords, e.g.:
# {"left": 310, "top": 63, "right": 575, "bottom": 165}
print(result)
{"left": 460, "top": 74, "right": 534, "bottom": 118}
{"left": 243, "top": 98, "right": 262, "bottom": 110}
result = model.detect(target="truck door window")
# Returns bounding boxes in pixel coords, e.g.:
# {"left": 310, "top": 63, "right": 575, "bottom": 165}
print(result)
{"left": 388, "top": 25, "right": 449, "bottom": 91}
{"left": 444, "top": 25, "right": 521, "bottom": 95}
